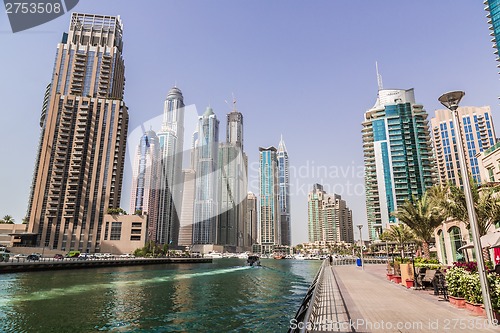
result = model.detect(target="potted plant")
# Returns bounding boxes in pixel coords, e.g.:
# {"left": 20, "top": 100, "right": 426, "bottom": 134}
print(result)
{"left": 405, "top": 279, "right": 414, "bottom": 288}
{"left": 445, "top": 266, "right": 466, "bottom": 308}
{"left": 387, "top": 262, "right": 394, "bottom": 280}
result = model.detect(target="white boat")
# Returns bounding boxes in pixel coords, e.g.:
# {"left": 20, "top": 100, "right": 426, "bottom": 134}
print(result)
{"left": 205, "top": 251, "right": 223, "bottom": 258}
{"left": 294, "top": 254, "right": 306, "bottom": 260}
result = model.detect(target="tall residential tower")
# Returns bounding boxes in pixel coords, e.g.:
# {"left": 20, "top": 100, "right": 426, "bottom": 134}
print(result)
{"left": 431, "top": 106, "right": 496, "bottom": 186}
{"left": 193, "top": 107, "right": 220, "bottom": 245}
{"left": 259, "top": 146, "right": 280, "bottom": 253}
{"left": 277, "top": 136, "right": 291, "bottom": 246}
{"left": 362, "top": 88, "right": 435, "bottom": 240}
{"left": 27, "top": 13, "right": 129, "bottom": 252}
{"left": 217, "top": 101, "right": 248, "bottom": 251}
{"left": 156, "top": 87, "right": 185, "bottom": 246}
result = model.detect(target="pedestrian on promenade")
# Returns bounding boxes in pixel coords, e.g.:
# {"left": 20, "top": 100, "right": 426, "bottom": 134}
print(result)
{"left": 329, "top": 254, "right": 333, "bottom": 266}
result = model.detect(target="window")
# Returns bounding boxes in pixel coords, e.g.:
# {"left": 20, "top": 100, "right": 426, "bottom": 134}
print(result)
{"left": 489, "top": 167, "right": 495, "bottom": 182}
{"left": 104, "top": 221, "right": 109, "bottom": 240}
{"left": 130, "top": 235, "right": 141, "bottom": 241}
{"left": 131, "top": 222, "right": 142, "bottom": 228}
{"left": 110, "top": 222, "right": 122, "bottom": 240}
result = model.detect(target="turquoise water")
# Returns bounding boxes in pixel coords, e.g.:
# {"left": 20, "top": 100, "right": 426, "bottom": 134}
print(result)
{"left": 0, "top": 258, "right": 321, "bottom": 332}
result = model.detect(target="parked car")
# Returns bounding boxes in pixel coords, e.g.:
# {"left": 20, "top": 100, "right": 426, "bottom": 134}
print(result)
{"left": 26, "top": 254, "right": 40, "bottom": 261}
{"left": 66, "top": 251, "right": 80, "bottom": 258}
{"left": 53, "top": 254, "right": 64, "bottom": 260}
{"left": 78, "top": 253, "right": 91, "bottom": 260}
{"left": 119, "top": 253, "right": 135, "bottom": 258}
{"left": 14, "top": 254, "right": 28, "bottom": 259}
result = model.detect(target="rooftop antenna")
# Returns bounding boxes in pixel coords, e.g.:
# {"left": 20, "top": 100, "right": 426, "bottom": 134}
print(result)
{"left": 376, "top": 61, "right": 383, "bottom": 91}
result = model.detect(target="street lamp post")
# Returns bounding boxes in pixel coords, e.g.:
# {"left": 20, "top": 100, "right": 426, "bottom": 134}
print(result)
{"left": 438, "top": 91, "right": 494, "bottom": 323}
{"left": 357, "top": 224, "right": 364, "bottom": 270}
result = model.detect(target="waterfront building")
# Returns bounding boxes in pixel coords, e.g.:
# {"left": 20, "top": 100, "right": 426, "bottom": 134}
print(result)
{"left": 193, "top": 107, "right": 220, "bottom": 245}
{"left": 478, "top": 141, "right": 500, "bottom": 183}
{"left": 178, "top": 169, "right": 196, "bottom": 247}
{"left": 277, "top": 136, "right": 291, "bottom": 246}
{"left": 156, "top": 87, "right": 185, "bottom": 247}
{"left": 26, "top": 13, "right": 129, "bottom": 252}
{"left": 431, "top": 106, "right": 496, "bottom": 186}
{"left": 246, "top": 192, "right": 258, "bottom": 249}
{"left": 217, "top": 102, "right": 248, "bottom": 251}
{"left": 259, "top": 146, "right": 280, "bottom": 254}
{"left": 307, "top": 184, "right": 353, "bottom": 243}
{"left": 362, "top": 88, "right": 435, "bottom": 240}
{"left": 129, "top": 130, "right": 160, "bottom": 241}
{"left": 100, "top": 214, "right": 147, "bottom": 254}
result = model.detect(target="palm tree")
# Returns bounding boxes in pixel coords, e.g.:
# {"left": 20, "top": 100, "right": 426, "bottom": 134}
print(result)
{"left": 392, "top": 186, "right": 448, "bottom": 259}
{"left": 0, "top": 215, "right": 14, "bottom": 224}
{"left": 379, "top": 223, "right": 415, "bottom": 258}
{"left": 444, "top": 181, "right": 500, "bottom": 261}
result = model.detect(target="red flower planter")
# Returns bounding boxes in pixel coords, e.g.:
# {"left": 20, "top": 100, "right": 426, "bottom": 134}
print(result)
{"left": 391, "top": 275, "right": 402, "bottom": 284}
{"left": 405, "top": 279, "right": 414, "bottom": 288}
{"left": 387, "top": 273, "right": 394, "bottom": 281}
{"left": 448, "top": 296, "right": 466, "bottom": 308}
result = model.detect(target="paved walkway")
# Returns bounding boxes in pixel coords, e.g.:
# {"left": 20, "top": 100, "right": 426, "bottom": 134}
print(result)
{"left": 331, "top": 264, "right": 499, "bottom": 333}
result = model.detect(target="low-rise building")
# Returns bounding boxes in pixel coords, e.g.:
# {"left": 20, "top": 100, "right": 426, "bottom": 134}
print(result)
{"left": 100, "top": 214, "right": 147, "bottom": 254}
{"left": 0, "top": 223, "right": 27, "bottom": 247}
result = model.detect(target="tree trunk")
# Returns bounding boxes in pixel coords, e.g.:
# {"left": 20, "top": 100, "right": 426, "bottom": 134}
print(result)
{"left": 422, "top": 241, "right": 430, "bottom": 259}
{"left": 482, "top": 247, "right": 491, "bottom": 267}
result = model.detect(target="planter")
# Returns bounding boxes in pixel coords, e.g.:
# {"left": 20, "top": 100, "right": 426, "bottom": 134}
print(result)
{"left": 474, "top": 305, "right": 485, "bottom": 317}
{"left": 387, "top": 273, "right": 394, "bottom": 281}
{"left": 494, "top": 311, "right": 500, "bottom": 321}
{"left": 391, "top": 275, "right": 402, "bottom": 284}
{"left": 448, "top": 296, "right": 466, "bottom": 308}
{"left": 405, "top": 279, "right": 414, "bottom": 288}
{"left": 465, "top": 301, "right": 484, "bottom": 315}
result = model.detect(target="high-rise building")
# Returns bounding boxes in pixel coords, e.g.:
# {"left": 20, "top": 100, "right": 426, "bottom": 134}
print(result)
{"left": 431, "top": 106, "right": 496, "bottom": 186}
{"left": 246, "top": 192, "right": 258, "bottom": 248}
{"left": 156, "top": 87, "right": 185, "bottom": 246}
{"left": 129, "top": 130, "right": 160, "bottom": 241}
{"left": 277, "top": 135, "right": 291, "bottom": 246}
{"left": 217, "top": 102, "right": 248, "bottom": 251}
{"left": 193, "top": 107, "right": 220, "bottom": 245}
{"left": 26, "top": 13, "right": 129, "bottom": 252}
{"left": 362, "top": 88, "right": 435, "bottom": 240}
{"left": 307, "top": 184, "right": 353, "bottom": 243}
{"left": 485, "top": 0, "right": 500, "bottom": 70}
{"left": 259, "top": 146, "right": 280, "bottom": 253}
{"left": 178, "top": 169, "right": 196, "bottom": 247}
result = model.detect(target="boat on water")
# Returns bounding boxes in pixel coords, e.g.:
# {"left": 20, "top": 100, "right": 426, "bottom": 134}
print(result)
{"left": 273, "top": 254, "right": 285, "bottom": 260}
{"left": 205, "top": 251, "right": 223, "bottom": 259}
{"left": 247, "top": 255, "right": 261, "bottom": 267}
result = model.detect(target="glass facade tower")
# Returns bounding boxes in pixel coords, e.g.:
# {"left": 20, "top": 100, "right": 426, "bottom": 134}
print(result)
{"left": 277, "top": 136, "right": 291, "bottom": 246}
{"left": 362, "top": 88, "right": 435, "bottom": 240}
{"left": 259, "top": 146, "right": 280, "bottom": 254}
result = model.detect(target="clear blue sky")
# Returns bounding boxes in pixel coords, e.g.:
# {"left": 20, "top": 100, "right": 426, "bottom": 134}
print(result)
{"left": 1, "top": 1, "right": 499, "bottom": 244}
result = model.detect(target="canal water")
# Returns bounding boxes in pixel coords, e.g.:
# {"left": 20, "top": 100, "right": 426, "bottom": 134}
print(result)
{"left": 0, "top": 258, "right": 321, "bottom": 332}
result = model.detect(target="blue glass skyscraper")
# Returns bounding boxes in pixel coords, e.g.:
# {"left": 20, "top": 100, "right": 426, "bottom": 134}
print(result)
{"left": 277, "top": 136, "right": 291, "bottom": 246}
{"left": 362, "top": 89, "right": 436, "bottom": 240}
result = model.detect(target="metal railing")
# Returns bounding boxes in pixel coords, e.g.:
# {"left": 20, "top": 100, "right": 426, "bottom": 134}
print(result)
{"left": 288, "top": 260, "right": 327, "bottom": 333}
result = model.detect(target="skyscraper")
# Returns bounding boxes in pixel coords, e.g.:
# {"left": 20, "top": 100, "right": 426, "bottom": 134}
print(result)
{"left": 129, "top": 130, "right": 160, "bottom": 241}
{"left": 27, "top": 13, "right": 129, "bottom": 252}
{"left": 362, "top": 88, "right": 435, "bottom": 240}
{"left": 156, "top": 87, "right": 185, "bottom": 246}
{"left": 246, "top": 192, "right": 258, "bottom": 248}
{"left": 307, "top": 184, "right": 353, "bottom": 243}
{"left": 485, "top": 0, "right": 500, "bottom": 69}
{"left": 277, "top": 135, "right": 291, "bottom": 246}
{"left": 178, "top": 169, "right": 196, "bottom": 247}
{"left": 193, "top": 107, "right": 220, "bottom": 245}
{"left": 217, "top": 101, "right": 248, "bottom": 251}
{"left": 259, "top": 146, "right": 280, "bottom": 253}
{"left": 431, "top": 106, "right": 496, "bottom": 186}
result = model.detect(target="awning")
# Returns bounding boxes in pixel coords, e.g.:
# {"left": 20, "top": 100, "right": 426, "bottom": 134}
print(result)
{"left": 458, "top": 243, "right": 474, "bottom": 251}
{"left": 480, "top": 232, "right": 500, "bottom": 248}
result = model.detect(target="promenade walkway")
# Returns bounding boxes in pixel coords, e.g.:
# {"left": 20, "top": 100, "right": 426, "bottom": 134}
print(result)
{"left": 332, "top": 264, "right": 499, "bottom": 333}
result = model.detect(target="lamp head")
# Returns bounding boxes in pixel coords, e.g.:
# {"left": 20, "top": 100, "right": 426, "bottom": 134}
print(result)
{"left": 438, "top": 91, "right": 465, "bottom": 111}
{"left": 357, "top": 224, "right": 363, "bottom": 229}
